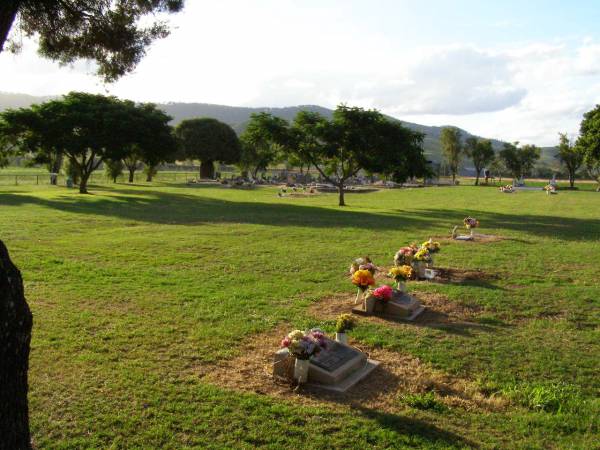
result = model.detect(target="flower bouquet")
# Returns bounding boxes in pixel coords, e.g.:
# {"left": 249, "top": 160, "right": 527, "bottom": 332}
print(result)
{"left": 280, "top": 329, "right": 328, "bottom": 383}
{"left": 364, "top": 284, "right": 393, "bottom": 313}
{"left": 388, "top": 265, "right": 413, "bottom": 291}
{"left": 463, "top": 217, "right": 479, "bottom": 236}
{"left": 544, "top": 184, "right": 557, "bottom": 195}
{"left": 335, "top": 314, "right": 356, "bottom": 344}
{"left": 350, "top": 256, "right": 377, "bottom": 276}
{"left": 412, "top": 247, "right": 431, "bottom": 278}
{"left": 499, "top": 185, "right": 514, "bottom": 193}
{"left": 351, "top": 268, "right": 375, "bottom": 304}
{"left": 394, "top": 245, "right": 417, "bottom": 266}
{"left": 421, "top": 239, "right": 441, "bottom": 261}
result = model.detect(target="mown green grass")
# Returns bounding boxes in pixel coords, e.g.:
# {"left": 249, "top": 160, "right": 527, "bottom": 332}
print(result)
{"left": 1, "top": 183, "right": 598, "bottom": 449}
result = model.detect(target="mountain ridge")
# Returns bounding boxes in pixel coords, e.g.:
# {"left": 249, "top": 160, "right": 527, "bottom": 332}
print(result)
{"left": 0, "top": 92, "right": 556, "bottom": 164}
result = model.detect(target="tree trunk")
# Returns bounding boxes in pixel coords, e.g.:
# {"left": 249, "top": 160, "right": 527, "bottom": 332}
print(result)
{"left": 0, "top": 0, "right": 20, "bottom": 53}
{"left": 200, "top": 160, "right": 215, "bottom": 179}
{"left": 338, "top": 182, "right": 345, "bottom": 206}
{"left": 79, "top": 172, "right": 90, "bottom": 194}
{"left": 50, "top": 154, "right": 63, "bottom": 186}
{"left": 475, "top": 171, "right": 480, "bottom": 186}
{"left": 570, "top": 173, "right": 575, "bottom": 188}
{"left": 146, "top": 173, "right": 152, "bottom": 182}
{"left": 128, "top": 168, "right": 135, "bottom": 183}
{"left": 452, "top": 172, "right": 456, "bottom": 183}
{"left": 0, "top": 239, "right": 33, "bottom": 450}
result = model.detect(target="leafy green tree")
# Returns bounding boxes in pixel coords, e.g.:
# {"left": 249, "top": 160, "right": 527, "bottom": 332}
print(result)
{"left": 465, "top": 137, "right": 495, "bottom": 185}
{"left": 104, "top": 159, "right": 124, "bottom": 183}
{"left": 576, "top": 105, "right": 600, "bottom": 187}
{"left": 499, "top": 142, "right": 541, "bottom": 181}
{"left": 263, "top": 105, "right": 427, "bottom": 206}
{"left": 175, "top": 118, "right": 241, "bottom": 179}
{"left": 0, "top": 0, "right": 184, "bottom": 82}
{"left": 440, "top": 127, "right": 463, "bottom": 183}
{"left": 556, "top": 133, "right": 583, "bottom": 188}
{"left": 239, "top": 113, "right": 287, "bottom": 179}
{"left": 122, "top": 103, "right": 177, "bottom": 183}
{"left": 0, "top": 92, "right": 156, "bottom": 193}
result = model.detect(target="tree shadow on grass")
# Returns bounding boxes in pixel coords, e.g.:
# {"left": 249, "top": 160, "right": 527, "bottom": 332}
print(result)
{"left": 357, "top": 407, "right": 477, "bottom": 449}
{"left": 0, "top": 188, "right": 434, "bottom": 231}
{"left": 1, "top": 187, "right": 598, "bottom": 239}
{"left": 413, "top": 208, "right": 600, "bottom": 241}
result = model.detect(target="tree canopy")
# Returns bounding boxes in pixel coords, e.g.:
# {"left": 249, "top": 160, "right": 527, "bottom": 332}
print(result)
{"left": 556, "top": 133, "right": 583, "bottom": 188}
{"left": 0, "top": 91, "right": 172, "bottom": 193}
{"left": 440, "top": 127, "right": 462, "bottom": 183}
{"left": 0, "top": 0, "right": 184, "bottom": 82}
{"left": 175, "top": 118, "right": 241, "bottom": 179}
{"left": 464, "top": 137, "right": 494, "bottom": 185}
{"left": 121, "top": 103, "right": 178, "bottom": 182}
{"left": 499, "top": 142, "right": 541, "bottom": 181}
{"left": 239, "top": 113, "right": 287, "bottom": 179}
{"left": 252, "top": 105, "right": 427, "bottom": 206}
{"left": 576, "top": 105, "right": 600, "bottom": 185}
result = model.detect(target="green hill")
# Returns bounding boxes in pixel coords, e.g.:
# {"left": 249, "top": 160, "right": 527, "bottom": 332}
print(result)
{"left": 1, "top": 92, "right": 507, "bottom": 163}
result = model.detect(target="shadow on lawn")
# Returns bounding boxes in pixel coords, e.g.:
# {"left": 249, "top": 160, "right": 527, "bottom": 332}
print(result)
{"left": 1, "top": 187, "right": 598, "bottom": 239}
{"left": 358, "top": 408, "right": 476, "bottom": 449}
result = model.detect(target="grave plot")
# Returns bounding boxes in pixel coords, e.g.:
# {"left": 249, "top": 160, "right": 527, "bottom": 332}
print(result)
{"left": 197, "top": 324, "right": 507, "bottom": 414}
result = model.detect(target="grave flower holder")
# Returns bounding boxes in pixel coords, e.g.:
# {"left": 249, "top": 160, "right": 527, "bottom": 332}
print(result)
{"left": 335, "top": 332, "right": 348, "bottom": 345}
{"left": 294, "top": 358, "right": 310, "bottom": 383}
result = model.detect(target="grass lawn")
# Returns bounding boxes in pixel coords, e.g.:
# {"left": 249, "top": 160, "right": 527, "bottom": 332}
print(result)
{"left": 1, "top": 182, "right": 598, "bottom": 449}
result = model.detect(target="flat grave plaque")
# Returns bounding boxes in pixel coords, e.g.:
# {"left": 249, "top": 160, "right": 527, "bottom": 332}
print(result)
{"left": 310, "top": 340, "right": 362, "bottom": 372}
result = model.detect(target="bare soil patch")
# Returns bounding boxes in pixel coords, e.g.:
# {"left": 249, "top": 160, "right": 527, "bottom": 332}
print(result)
{"left": 307, "top": 292, "right": 484, "bottom": 329}
{"left": 198, "top": 324, "right": 506, "bottom": 414}
{"left": 429, "top": 267, "right": 498, "bottom": 284}
{"left": 432, "top": 234, "right": 505, "bottom": 244}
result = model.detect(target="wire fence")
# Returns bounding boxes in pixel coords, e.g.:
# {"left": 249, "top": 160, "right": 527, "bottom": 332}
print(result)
{"left": 0, "top": 171, "right": 202, "bottom": 186}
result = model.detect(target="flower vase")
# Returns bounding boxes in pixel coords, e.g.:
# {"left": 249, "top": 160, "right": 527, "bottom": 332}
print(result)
{"left": 413, "top": 261, "right": 426, "bottom": 279}
{"left": 355, "top": 288, "right": 363, "bottom": 304}
{"left": 335, "top": 332, "right": 348, "bottom": 345}
{"left": 397, "top": 281, "right": 406, "bottom": 293}
{"left": 364, "top": 294, "right": 376, "bottom": 313}
{"left": 470, "top": 228, "right": 474, "bottom": 237}
{"left": 294, "top": 358, "right": 310, "bottom": 384}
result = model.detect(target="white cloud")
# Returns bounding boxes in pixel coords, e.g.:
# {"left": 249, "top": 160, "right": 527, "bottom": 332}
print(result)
{"left": 0, "top": 0, "right": 599, "bottom": 146}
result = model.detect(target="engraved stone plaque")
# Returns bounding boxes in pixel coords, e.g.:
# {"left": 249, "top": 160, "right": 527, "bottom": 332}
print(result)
{"left": 310, "top": 340, "right": 362, "bottom": 372}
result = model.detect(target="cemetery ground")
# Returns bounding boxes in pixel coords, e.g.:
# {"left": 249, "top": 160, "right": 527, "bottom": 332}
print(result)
{"left": 1, "top": 183, "right": 598, "bottom": 449}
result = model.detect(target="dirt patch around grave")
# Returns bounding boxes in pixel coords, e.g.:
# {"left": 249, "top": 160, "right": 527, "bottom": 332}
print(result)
{"left": 307, "top": 292, "right": 484, "bottom": 329}
{"left": 428, "top": 267, "right": 499, "bottom": 284}
{"left": 431, "top": 234, "right": 505, "bottom": 244}
{"left": 197, "top": 323, "right": 507, "bottom": 414}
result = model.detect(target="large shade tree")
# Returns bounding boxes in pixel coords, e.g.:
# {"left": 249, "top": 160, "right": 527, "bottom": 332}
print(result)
{"left": 464, "top": 137, "right": 495, "bottom": 185}
{"left": 0, "top": 0, "right": 184, "bottom": 82}
{"left": 0, "top": 92, "right": 166, "bottom": 193}
{"left": 239, "top": 113, "right": 287, "bottom": 179}
{"left": 175, "top": 118, "right": 241, "bottom": 179}
{"left": 576, "top": 105, "right": 600, "bottom": 187}
{"left": 556, "top": 132, "right": 583, "bottom": 188}
{"left": 499, "top": 142, "right": 541, "bottom": 181}
{"left": 440, "top": 127, "right": 463, "bottom": 183}
{"left": 121, "top": 103, "right": 178, "bottom": 183}
{"left": 258, "top": 106, "right": 427, "bottom": 206}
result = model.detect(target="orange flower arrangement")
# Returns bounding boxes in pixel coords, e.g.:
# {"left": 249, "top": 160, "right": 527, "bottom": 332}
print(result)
{"left": 352, "top": 269, "right": 375, "bottom": 290}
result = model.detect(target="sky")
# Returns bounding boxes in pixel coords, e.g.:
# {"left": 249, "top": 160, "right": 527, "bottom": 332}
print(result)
{"left": 1, "top": 0, "right": 600, "bottom": 146}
